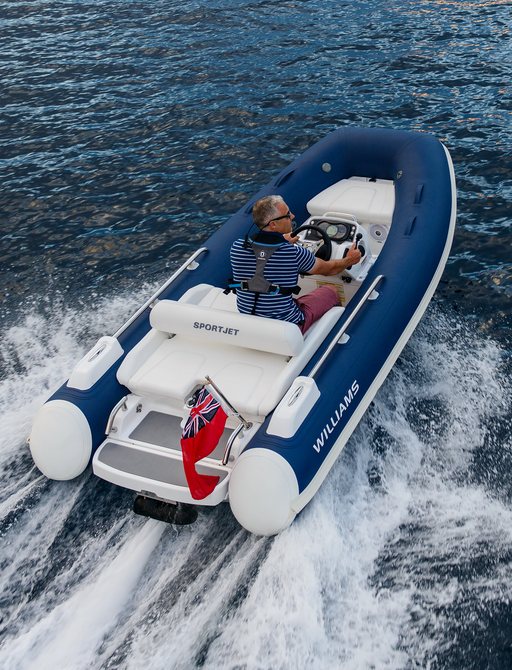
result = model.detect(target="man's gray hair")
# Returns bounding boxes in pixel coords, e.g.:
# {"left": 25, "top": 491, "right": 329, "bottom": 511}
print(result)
{"left": 252, "top": 195, "right": 286, "bottom": 230}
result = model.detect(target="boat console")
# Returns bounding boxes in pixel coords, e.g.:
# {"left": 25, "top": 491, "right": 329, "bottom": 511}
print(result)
{"left": 295, "top": 214, "right": 374, "bottom": 282}
{"left": 291, "top": 175, "right": 395, "bottom": 291}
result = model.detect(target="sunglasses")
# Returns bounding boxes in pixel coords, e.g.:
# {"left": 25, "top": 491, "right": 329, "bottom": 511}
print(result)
{"left": 267, "top": 210, "right": 293, "bottom": 225}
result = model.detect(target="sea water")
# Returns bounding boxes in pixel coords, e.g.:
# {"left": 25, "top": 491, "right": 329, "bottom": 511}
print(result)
{"left": 1, "top": 1, "right": 511, "bottom": 668}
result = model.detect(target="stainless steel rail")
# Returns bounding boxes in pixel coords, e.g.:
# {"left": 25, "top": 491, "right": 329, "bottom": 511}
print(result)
{"left": 205, "top": 375, "right": 252, "bottom": 430}
{"left": 308, "top": 274, "right": 384, "bottom": 379}
{"left": 105, "top": 395, "right": 128, "bottom": 434}
{"left": 113, "top": 247, "right": 208, "bottom": 338}
{"left": 222, "top": 422, "right": 246, "bottom": 466}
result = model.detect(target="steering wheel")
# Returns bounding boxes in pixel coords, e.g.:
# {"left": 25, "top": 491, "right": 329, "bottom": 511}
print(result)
{"left": 293, "top": 224, "right": 332, "bottom": 261}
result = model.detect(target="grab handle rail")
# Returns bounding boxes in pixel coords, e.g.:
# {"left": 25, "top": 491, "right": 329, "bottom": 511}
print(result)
{"left": 222, "top": 422, "right": 246, "bottom": 466}
{"left": 105, "top": 395, "right": 128, "bottom": 434}
{"left": 113, "top": 247, "right": 208, "bottom": 338}
{"left": 308, "top": 274, "right": 384, "bottom": 379}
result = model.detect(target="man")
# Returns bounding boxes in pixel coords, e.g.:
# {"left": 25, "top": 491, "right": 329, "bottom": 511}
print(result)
{"left": 230, "top": 195, "right": 361, "bottom": 333}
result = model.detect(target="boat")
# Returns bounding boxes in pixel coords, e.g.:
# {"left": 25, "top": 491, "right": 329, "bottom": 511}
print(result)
{"left": 28, "top": 127, "right": 456, "bottom": 535}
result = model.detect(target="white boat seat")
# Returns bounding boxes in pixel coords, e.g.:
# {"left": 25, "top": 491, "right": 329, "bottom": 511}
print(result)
{"left": 150, "top": 299, "right": 304, "bottom": 357}
{"left": 307, "top": 176, "right": 395, "bottom": 226}
{"left": 178, "top": 284, "right": 332, "bottom": 342}
{"left": 117, "top": 286, "right": 344, "bottom": 421}
{"left": 179, "top": 284, "right": 239, "bottom": 311}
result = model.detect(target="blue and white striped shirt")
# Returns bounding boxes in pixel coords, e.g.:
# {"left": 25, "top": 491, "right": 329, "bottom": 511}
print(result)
{"left": 230, "top": 232, "right": 316, "bottom": 324}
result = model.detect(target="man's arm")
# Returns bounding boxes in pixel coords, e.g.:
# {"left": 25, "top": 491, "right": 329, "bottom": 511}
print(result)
{"left": 308, "top": 243, "right": 362, "bottom": 276}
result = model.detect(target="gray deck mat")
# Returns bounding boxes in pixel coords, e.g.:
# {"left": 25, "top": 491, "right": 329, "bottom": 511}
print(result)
{"left": 129, "top": 411, "right": 232, "bottom": 460}
{"left": 98, "top": 441, "right": 229, "bottom": 486}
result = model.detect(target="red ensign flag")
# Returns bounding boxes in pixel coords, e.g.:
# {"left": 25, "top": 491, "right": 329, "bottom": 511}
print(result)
{"left": 180, "top": 387, "right": 227, "bottom": 499}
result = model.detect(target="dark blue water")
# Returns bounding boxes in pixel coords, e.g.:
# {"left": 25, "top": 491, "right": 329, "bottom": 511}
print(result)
{"left": 1, "top": 1, "right": 511, "bottom": 668}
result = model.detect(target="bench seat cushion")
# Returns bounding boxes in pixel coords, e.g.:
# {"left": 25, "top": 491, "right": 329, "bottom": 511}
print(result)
{"left": 123, "top": 337, "right": 290, "bottom": 418}
{"left": 307, "top": 176, "right": 395, "bottom": 226}
{"left": 117, "top": 285, "right": 345, "bottom": 420}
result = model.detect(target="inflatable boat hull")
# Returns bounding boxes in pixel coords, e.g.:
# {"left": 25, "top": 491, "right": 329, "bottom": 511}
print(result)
{"left": 29, "top": 127, "right": 456, "bottom": 535}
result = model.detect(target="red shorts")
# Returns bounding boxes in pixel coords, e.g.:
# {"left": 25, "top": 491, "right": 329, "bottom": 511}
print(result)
{"left": 295, "top": 285, "right": 340, "bottom": 334}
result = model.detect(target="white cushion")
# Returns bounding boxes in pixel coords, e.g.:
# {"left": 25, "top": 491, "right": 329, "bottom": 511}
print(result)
{"left": 124, "top": 338, "right": 289, "bottom": 419}
{"left": 117, "top": 330, "right": 167, "bottom": 389}
{"left": 307, "top": 176, "right": 395, "bottom": 226}
{"left": 117, "top": 302, "right": 344, "bottom": 420}
{"left": 150, "top": 299, "right": 304, "bottom": 357}
{"left": 117, "top": 283, "right": 345, "bottom": 420}
{"left": 179, "top": 284, "right": 238, "bottom": 311}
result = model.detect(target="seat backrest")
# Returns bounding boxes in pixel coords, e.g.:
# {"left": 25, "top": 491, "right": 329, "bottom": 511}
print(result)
{"left": 150, "top": 300, "right": 304, "bottom": 357}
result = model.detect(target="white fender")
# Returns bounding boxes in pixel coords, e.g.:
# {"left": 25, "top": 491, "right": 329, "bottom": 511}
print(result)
{"left": 229, "top": 448, "right": 299, "bottom": 536}
{"left": 29, "top": 400, "right": 92, "bottom": 480}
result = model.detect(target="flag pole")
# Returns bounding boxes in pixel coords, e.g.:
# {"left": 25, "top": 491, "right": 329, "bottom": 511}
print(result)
{"left": 204, "top": 375, "right": 252, "bottom": 430}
